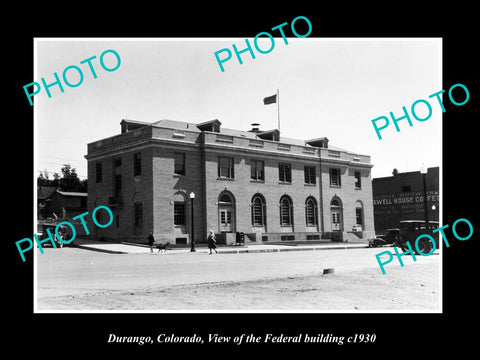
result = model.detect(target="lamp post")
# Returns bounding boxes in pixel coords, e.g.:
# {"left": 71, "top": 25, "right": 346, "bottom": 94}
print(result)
{"left": 420, "top": 165, "right": 429, "bottom": 231}
{"left": 190, "top": 192, "right": 196, "bottom": 252}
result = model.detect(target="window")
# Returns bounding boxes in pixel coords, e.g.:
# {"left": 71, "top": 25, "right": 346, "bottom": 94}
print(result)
{"left": 114, "top": 174, "right": 122, "bottom": 197}
{"left": 305, "top": 197, "right": 318, "bottom": 226}
{"left": 304, "top": 166, "right": 316, "bottom": 185}
{"left": 174, "top": 202, "right": 186, "bottom": 226}
{"left": 133, "top": 152, "right": 141, "bottom": 176}
{"left": 251, "top": 160, "right": 265, "bottom": 181}
{"left": 354, "top": 171, "right": 361, "bottom": 189}
{"left": 220, "top": 210, "right": 232, "bottom": 225}
{"left": 134, "top": 203, "right": 143, "bottom": 228}
{"left": 113, "top": 158, "right": 121, "bottom": 197}
{"left": 174, "top": 153, "right": 185, "bottom": 175}
{"left": 218, "top": 156, "right": 234, "bottom": 179}
{"left": 279, "top": 163, "right": 292, "bottom": 183}
{"left": 251, "top": 195, "right": 266, "bottom": 226}
{"left": 355, "top": 200, "right": 363, "bottom": 227}
{"left": 330, "top": 168, "right": 341, "bottom": 186}
{"left": 219, "top": 194, "right": 233, "bottom": 203}
{"left": 280, "top": 196, "right": 293, "bottom": 226}
{"left": 356, "top": 208, "right": 363, "bottom": 226}
{"left": 401, "top": 185, "right": 411, "bottom": 193}
{"left": 95, "top": 162, "right": 102, "bottom": 183}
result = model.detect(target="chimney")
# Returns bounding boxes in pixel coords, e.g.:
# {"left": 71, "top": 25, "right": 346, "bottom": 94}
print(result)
{"left": 250, "top": 123, "right": 260, "bottom": 133}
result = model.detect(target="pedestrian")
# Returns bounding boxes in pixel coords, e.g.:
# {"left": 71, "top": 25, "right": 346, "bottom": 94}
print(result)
{"left": 147, "top": 232, "right": 155, "bottom": 253}
{"left": 207, "top": 230, "right": 217, "bottom": 254}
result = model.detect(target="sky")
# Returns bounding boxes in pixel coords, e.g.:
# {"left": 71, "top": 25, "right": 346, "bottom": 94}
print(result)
{"left": 35, "top": 38, "right": 441, "bottom": 181}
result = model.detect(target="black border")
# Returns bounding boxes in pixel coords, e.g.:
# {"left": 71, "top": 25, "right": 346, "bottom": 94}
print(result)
{"left": 6, "top": 4, "right": 477, "bottom": 355}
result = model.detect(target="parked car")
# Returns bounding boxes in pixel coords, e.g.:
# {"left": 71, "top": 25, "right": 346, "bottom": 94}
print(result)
{"left": 395, "top": 220, "right": 439, "bottom": 254}
{"left": 368, "top": 237, "right": 387, "bottom": 248}
{"left": 385, "top": 228, "right": 400, "bottom": 244}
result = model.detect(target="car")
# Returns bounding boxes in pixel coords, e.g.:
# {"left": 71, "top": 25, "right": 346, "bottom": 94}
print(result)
{"left": 396, "top": 220, "right": 439, "bottom": 254}
{"left": 385, "top": 228, "right": 400, "bottom": 244}
{"left": 368, "top": 237, "right": 387, "bottom": 248}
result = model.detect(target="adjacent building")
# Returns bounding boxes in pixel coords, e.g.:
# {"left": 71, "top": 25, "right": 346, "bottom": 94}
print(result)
{"left": 85, "top": 119, "right": 375, "bottom": 244}
{"left": 372, "top": 167, "right": 440, "bottom": 235}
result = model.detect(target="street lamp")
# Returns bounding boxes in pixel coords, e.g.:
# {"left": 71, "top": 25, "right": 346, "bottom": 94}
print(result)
{"left": 420, "top": 165, "right": 429, "bottom": 230}
{"left": 190, "top": 192, "right": 196, "bottom": 252}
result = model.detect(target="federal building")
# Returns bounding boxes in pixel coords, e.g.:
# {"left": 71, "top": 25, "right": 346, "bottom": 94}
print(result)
{"left": 85, "top": 119, "right": 375, "bottom": 245}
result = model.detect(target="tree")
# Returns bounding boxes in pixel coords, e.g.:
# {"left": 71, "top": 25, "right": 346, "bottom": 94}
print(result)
{"left": 36, "top": 164, "right": 87, "bottom": 192}
{"left": 37, "top": 170, "right": 49, "bottom": 186}
{"left": 58, "top": 164, "right": 82, "bottom": 192}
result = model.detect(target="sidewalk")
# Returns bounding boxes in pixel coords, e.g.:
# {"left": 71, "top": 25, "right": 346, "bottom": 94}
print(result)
{"left": 73, "top": 239, "right": 369, "bottom": 255}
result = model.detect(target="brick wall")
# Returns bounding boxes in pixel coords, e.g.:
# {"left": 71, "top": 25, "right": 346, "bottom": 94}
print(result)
{"left": 86, "top": 121, "right": 375, "bottom": 244}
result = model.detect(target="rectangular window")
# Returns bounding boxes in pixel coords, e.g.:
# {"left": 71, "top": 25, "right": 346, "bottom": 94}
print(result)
{"left": 134, "top": 203, "right": 143, "bottom": 228}
{"left": 114, "top": 174, "right": 122, "bottom": 197}
{"left": 304, "top": 166, "right": 316, "bottom": 185}
{"left": 250, "top": 160, "right": 265, "bottom": 181}
{"left": 174, "top": 202, "right": 186, "bottom": 226}
{"left": 218, "top": 156, "right": 234, "bottom": 179}
{"left": 174, "top": 153, "right": 185, "bottom": 175}
{"left": 279, "top": 163, "right": 292, "bottom": 183}
{"left": 95, "top": 162, "right": 102, "bottom": 183}
{"left": 330, "top": 168, "right": 341, "bottom": 186}
{"left": 354, "top": 171, "right": 361, "bottom": 189}
{"left": 133, "top": 152, "right": 141, "bottom": 176}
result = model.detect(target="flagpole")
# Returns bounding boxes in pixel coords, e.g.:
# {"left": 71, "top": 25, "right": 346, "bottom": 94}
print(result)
{"left": 277, "top": 89, "right": 280, "bottom": 135}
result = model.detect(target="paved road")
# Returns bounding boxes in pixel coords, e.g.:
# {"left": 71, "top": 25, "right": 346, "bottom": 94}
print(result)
{"left": 36, "top": 246, "right": 440, "bottom": 300}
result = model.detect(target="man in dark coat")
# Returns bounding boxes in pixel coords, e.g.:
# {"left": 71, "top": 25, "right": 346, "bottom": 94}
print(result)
{"left": 207, "top": 230, "right": 217, "bottom": 254}
{"left": 148, "top": 232, "right": 155, "bottom": 253}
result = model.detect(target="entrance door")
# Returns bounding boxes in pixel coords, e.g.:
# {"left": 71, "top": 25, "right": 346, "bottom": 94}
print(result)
{"left": 330, "top": 197, "right": 343, "bottom": 231}
{"left": 220, "top": 208, "right": 232, "bottom": 232}
{"left": 331, "top": 210, "right": 341, "bottom": 231}
{"left": 218, "top": 192, "right": 235, "bottom": 233}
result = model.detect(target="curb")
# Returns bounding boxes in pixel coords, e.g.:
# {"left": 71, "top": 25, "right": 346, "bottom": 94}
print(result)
{"left": 73, "top": 244, "right": 128, "bottom": 254}
{"left": 73, "top": 242, "right": 368, "bottom": 255}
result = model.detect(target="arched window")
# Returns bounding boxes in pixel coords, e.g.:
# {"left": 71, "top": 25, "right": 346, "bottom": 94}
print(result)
{"left": 251, "top": 194, "right": 266, "bottom": 226}
{"left": 219, "top": 193, "right": 233, "bottom": 204}
{"left": 305, "top": 197, "right": 318, "bottom": 226}
{"left": 279, "top": 195, "right": 293, "bottom": 226}
{"left": 355, "top": 200, "right": 364, "bottom": 228}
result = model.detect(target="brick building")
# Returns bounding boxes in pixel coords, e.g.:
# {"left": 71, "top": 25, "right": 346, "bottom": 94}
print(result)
{"left": 372, "top": 167, "right": 440, "bottom": 235}
{"left": 85, "top": 119, "right": 375, "bottom": 245}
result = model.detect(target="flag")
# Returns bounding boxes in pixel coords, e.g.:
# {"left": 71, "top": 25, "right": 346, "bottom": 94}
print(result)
{"left": 263, "top": 94, "right": 277, "bottom": 105}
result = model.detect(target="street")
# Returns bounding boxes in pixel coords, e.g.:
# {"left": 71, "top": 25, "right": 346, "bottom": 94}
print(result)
{"left": 36, "top": 246, "right": 441, "bottom": 312}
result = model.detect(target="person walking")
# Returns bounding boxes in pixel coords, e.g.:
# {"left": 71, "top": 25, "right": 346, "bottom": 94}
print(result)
{"left": 147, "top": 232, "right": 155, "bottom": 253}
{"left": 207, "top": 230, "right": 217, "bottom": 254}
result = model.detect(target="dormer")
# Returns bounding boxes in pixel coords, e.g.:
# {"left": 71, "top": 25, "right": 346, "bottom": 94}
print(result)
{"left": 305, "top": 137, "right": 329, "bottom": 148}
{"left": 120, "top": 119, "right": 150, "bottom": 133}
{"left": 256, "top": 129, "right": 280, "bottom": 142}
{"left": 197, "top": 119, "right": 222, "bottom": 133}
